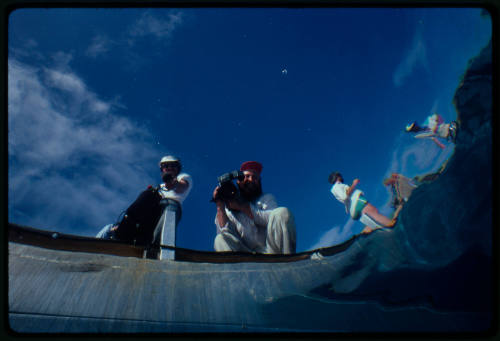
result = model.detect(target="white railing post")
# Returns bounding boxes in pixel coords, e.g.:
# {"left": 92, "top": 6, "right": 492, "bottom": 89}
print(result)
{"left": 158, "top": 208, "right": 177, "bottom": 260}
{"left": 144, "top": 199, "right": 180, "bottom": 260}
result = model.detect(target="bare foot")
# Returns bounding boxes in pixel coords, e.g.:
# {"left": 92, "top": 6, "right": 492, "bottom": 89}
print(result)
{"left": 361, "top": 226, "right": 374, "bottom": 234}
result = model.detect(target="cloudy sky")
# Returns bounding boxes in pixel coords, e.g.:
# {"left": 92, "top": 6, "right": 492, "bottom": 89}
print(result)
{"left": 8, "top": 7, "right": 491, "bottom": 252}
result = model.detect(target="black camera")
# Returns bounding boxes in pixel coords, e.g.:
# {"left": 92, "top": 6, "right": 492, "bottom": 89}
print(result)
{"left": 218, "top": 170, "right": 244, "bottom": 185}
{"left": 211, "top": 170, "right": 244, "bottom": 202}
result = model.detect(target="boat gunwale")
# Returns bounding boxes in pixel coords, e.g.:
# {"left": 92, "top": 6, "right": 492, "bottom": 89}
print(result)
{"left": 8, "top": 223, "right": 358, "bottom": 263}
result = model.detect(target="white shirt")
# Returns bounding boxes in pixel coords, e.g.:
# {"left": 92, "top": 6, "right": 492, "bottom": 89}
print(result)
{"left": 424, "top": 113, "right": 443, "bottom": 133}
{"left": 331, "top": 182, "right": 364, "bottom": 217}
{"left": 158, "top": 172, "right": 193, "bottom": 204}
{"left": 215, "top": 193, "right": 277, "bottom": 252}
{"left": 331, "top": 182, "right": 350, "bottom": 203}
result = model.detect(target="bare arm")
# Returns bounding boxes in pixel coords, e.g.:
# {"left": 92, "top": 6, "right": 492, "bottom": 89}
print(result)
{"left": 431, "top": 137, "right": 445, "bottom": 149}
{"left": 215, "top": 201, "right": 230, "bottom": 227}
{"left": 212, "top": 186, "right": 255, "bottom": 226}
{"left": 346, "top": 179, "right": 360, "bottom": 197}
{"left": 212, "top": 186, "right": 229, "bottom": 226}
{"left": 174, "top": 178, "right": 189, "bottom": 194}
{"left": 163, "top": 176, "right": 189, "bottom": 193}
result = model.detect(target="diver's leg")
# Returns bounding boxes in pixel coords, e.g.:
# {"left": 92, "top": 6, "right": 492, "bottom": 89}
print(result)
{"left": 431, "top": 137, "right": 445, "bottom": 149}
{"left": 359, "top": 215, "right": 383, "bottom": 232}
{"left": 392, "top": 203, "right": 404, "bottom": 220}
{"left": 361, "top": 226, "right": 374, "bottom": 234}
{"left": 361, "top": 204, "right": 395, "bottom": 227}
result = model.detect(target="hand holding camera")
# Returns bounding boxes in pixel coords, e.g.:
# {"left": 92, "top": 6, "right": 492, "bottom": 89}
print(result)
{"left": 211, "top": 170, "right": 244, "bottom": 203}
{"left": 212, "top": 170, "right": 254, "bottom": 221}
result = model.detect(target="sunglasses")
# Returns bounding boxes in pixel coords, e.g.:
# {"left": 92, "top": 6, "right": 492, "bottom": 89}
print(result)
{"left": 160, "top": 163, "right": 179, "bottom": 170}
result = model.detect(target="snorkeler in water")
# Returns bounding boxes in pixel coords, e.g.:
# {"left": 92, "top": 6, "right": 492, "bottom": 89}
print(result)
{"left": 328, "top": 172, "right": 403, "bottom": 234}
{"left": 406, "top": 113, "right": 458, "bottom": 149}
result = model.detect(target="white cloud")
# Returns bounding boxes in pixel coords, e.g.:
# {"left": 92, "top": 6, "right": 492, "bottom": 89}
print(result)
{"left": 43, "top": 67, "right": 111, "bottom": 115}
{"left": 9, "top": 39, "right": 43, "bottom": 60}
{"left": 393, "top": 26, "right": 428, "bottom": 87}
{"left": 45, "top": 68, "right": 87, "bottom": 96}
{"left": 51, "top": 51, "right": 74, "bottom": 69}
{"left": 86, "top": 35, "right": 112, "bottom": 58}
{"left": 128, "top": 11, "right": 184, "bottom": 44}
{"left": 385, "top": 132, "right": 454, "bottom": 185}
{"left": 401, "top": 140, "right": 440, "bottom": 172}
{"left": 81, "top": 11, "right": 186, "bottom": 67}
{"left": 309, "top": 219, "right": 357, "bottom": 250}
{"left": 8, "top": 58, "right": 162, "bottom": 236}
{"left": 82, "top": 11, "right": 185, "bottom": 65}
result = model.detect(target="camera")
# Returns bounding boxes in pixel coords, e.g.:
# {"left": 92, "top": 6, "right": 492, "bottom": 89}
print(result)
{"left": 218, "top": 170, "right": 244, "bottom": 185}
{"left": 211, "top": 170, "right": 244, "bottom": 202}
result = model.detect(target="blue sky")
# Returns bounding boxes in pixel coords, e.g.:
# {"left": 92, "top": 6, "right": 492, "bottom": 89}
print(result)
{"left": 8, "top": 7, "right": 491, "bottom": 252}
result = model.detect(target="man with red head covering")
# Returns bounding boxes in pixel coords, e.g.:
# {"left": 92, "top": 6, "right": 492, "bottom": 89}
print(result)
{"left": 212, "top": 161, "right": 296, "bottom": 254}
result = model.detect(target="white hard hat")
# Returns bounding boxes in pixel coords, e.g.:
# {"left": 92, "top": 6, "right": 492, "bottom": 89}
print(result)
{"left": 159, "top": 155, "right": 181, "bottom": 170}
{"left": 159, "top": 155, "right": 179, "bottom": 164}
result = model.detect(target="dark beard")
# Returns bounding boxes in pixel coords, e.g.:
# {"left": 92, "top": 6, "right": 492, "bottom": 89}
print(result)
{"left": 239, "top": 182, "right": 263, "bottom": 202}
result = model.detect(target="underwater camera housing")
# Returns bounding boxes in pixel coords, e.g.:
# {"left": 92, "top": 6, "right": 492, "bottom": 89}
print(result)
{"left": 211, "top": 170, "right": 245, "bottom": 202}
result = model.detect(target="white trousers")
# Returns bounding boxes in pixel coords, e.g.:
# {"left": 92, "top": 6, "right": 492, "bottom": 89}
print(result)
{"left": 214, "top": 207, "right": 296, "bottom": 254}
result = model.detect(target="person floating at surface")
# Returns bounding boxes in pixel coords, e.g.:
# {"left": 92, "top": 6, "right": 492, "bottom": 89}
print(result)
{"left": 212, "top": 161, "right": 296, "bottom": 254}
{"left": 383, "top": 173, "right": 417, "bottom": 208}
{"left": 96, "top": 155, "right": 192, "bottom": 241}
{"left": 328, "top": 172, "right": 403, "bottom": 235}
{"left": 405, "top": 113, "right": 458, "bottom": 149}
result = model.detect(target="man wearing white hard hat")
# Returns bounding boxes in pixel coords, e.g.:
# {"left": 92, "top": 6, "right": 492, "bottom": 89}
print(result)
{"left": 96, "top": 155, "right": 192, "bottom": 246}
{"left": 157, "top": 155, "right": 192, "bottom": 207}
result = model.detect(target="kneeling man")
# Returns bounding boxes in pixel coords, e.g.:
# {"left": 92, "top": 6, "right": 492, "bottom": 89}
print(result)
{"left": 212, "top": 161, "right": 296, "bottom": 254}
